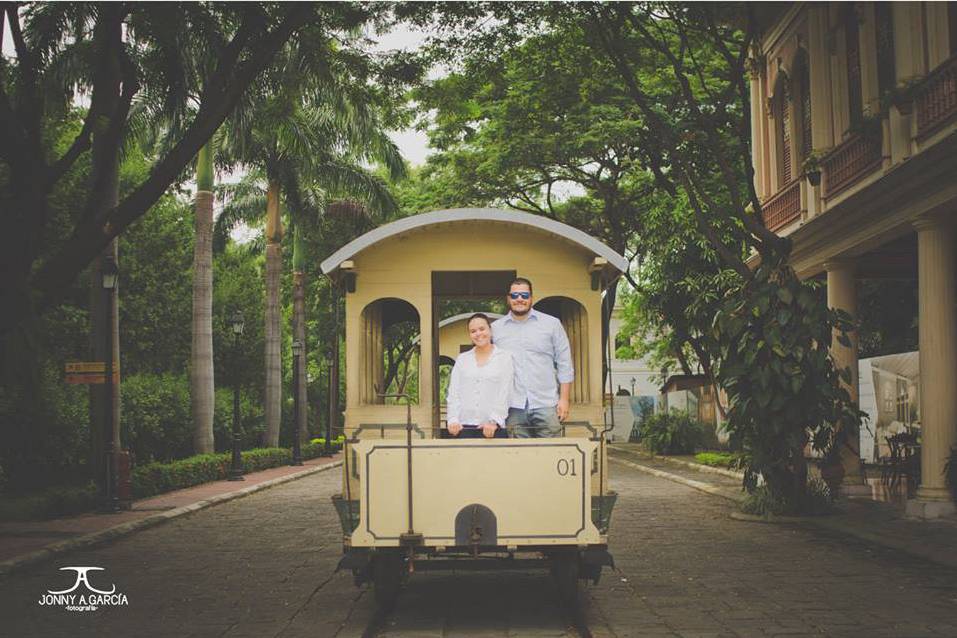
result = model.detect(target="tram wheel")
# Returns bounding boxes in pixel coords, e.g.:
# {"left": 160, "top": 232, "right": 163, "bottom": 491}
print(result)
{"left": 372, "top": 551, "right": 403, "bottom": 610}
{"left": 551, "top": 552, "right": 580, "bottom": 604}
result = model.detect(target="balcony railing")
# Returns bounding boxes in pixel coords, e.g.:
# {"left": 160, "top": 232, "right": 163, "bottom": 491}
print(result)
{"left": 761, "top": 179, "right": 801, "bottom": 231}
{"left": 916, "top": 53, "right": 957, "bottom": 139}
{"left": 822, "top": 131, "right": 883, "bottom": 199}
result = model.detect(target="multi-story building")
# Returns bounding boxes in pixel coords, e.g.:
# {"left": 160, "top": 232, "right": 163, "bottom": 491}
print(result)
{"left": 750, "top": 2, "right": 957, "bottom": 517}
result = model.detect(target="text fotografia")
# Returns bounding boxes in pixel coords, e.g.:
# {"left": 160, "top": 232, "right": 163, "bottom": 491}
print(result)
{"left": 38, "top": 592, "right": 129, "bottom": 612}
{"left": 38, "top": 567, "right": 129, "bottom": 613}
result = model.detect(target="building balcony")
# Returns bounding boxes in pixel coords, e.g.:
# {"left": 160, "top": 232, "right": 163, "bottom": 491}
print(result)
{"left": 761, "top": 179, "right": 801, "bottom": 231}
{"left": 822, "top": 130, "right": 883, "bottom": 199}
{"left": 915, "top": 53, "right": 957, "bottom": 140}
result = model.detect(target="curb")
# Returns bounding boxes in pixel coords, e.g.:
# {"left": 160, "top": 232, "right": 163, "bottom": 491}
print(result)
{"left": 609, "top": 455, "right": 744, "bottom": 503}
{"left": 609, "top": 445, "right": 744, "bottom": 480}
{"left": 0, "top": 460, "right": 342, "bottom": 578}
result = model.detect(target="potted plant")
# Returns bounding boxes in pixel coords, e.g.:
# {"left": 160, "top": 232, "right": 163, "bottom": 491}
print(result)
{"left": 802, "top": 152, "right": 823, "bottom": 187}
{"left": 880, "top": 76, "right": 924, "bottom": 116}
{"left": 846, "top": 112, "right": 884, "bottom": 146}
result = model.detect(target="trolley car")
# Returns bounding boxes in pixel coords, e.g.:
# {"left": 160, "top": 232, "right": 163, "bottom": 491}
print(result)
{"left": 321, "top": 208, "right": 627, "bottom": 607}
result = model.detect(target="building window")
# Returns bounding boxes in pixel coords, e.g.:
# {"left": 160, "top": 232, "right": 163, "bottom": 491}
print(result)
{"left": 797, "top": 50, "right": 812, "bottom": 163}
{"left": 949, "top": 3, "right": 957, "bottom": 56}
{"left": 875, "top": 2, "right": 896, "bottom": 99}
{"left": 774, "top": 75, "right": 792, "bottom": 185}
{"left": 844, "top": 5, "right": 864, "bottom": 128}
{"left": 895, "top": 378, "right": 910, "bottom": 424}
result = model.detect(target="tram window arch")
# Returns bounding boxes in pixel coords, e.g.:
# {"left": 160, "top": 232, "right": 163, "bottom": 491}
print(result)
{"left": 359, "top": 298, "right": 420, "bottom": 405}
{"left": 534, "top": 296, "right": 589, "bottom": 404}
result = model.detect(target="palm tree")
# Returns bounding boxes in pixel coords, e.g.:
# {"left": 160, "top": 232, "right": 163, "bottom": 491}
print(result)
{"left": 217, "top": 81, "right": 405, "bottom": 446}
{"left": 191, "top": 140, "right": 216, "bottom": 453}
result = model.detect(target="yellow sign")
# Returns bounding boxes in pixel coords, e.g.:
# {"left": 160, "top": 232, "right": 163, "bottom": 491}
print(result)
{"left": 64, "top": 361, "right": 119, "bottom": 384}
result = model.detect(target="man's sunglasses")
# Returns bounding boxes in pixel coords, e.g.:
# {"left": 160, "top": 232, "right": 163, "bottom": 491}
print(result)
{"left": 509, "top": 292, "right": 531, "bottom": 300}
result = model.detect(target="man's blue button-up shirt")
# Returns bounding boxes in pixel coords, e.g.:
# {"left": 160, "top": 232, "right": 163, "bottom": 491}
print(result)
{"left": 491, "top": 308, "right": 574, "bottom": 409}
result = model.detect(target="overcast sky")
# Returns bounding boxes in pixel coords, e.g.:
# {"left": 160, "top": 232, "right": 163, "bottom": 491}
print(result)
{"left": 373, "top": 22, "right": 436, "bottom": 167}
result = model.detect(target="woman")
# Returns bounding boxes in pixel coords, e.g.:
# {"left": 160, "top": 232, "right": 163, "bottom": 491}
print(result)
{"left": 446, "top": 313, "right": 513, "bottom": 439}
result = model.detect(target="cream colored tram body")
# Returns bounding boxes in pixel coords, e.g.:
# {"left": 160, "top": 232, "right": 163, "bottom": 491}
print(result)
{"left": 322, "top": 209, "right": 623, "bottom": 606}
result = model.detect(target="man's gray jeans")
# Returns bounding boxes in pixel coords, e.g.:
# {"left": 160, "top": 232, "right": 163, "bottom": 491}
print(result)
{"left": 506, "top": 407, "right": 563, "bottom": 438}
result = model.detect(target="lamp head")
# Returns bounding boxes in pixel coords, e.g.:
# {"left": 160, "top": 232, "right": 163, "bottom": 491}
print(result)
{"left": 229, "top": 310, "right": 245, "bottom": 336}
{"left": 101, "top": 256, "right": 118, "bottom": 290}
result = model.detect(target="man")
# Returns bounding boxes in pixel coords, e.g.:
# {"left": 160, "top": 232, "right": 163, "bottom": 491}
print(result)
{"left": 491, "top": 277, "right": 574, "bottom": 438}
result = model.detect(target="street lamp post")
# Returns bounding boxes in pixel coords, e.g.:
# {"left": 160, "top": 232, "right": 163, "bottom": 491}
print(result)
{"left": 101, "top": 255, "right": 120, "bottom": 513}
{"left": 291, "top": 340, "right": 304, "bottom": 466}
{"left": 229, "top": 311, "right": 245, "bottom": 481}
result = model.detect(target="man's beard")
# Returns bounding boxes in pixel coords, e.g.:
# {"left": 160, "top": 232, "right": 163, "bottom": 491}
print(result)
{"left": 510, "top": 305, "right": 530, "bottom": 316}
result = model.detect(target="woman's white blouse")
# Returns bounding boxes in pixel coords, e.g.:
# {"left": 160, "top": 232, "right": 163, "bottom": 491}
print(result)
{"left": 446, "top": 346, "right": 514, "bottom": 427}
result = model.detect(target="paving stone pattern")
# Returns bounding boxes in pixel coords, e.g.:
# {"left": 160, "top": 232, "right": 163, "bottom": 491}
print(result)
{"left": 2, "top": 461, "right": 956, "bottom": 637}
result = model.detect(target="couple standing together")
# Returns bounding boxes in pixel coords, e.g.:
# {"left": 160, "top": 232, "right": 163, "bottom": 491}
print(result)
{"left": 446, "top": 277, "right": 574, "bottom": 439}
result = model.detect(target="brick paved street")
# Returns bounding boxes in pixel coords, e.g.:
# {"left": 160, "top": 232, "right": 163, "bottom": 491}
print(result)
{"left": 2, "top": 460, "right": 957, "bottom": 637}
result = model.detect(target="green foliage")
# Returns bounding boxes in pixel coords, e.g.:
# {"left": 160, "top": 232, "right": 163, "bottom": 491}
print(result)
{"left": 0, "top": 482, "right": 99, "bottom": 522}
{"left": 122, "top": 373, "right": 263, "bottom": 463}
{"left": 132, "top": 444, "right": 327, "bottom": 499}
{"left": 694, "top": 452, "right": 737, "bottom": 468}
{"left": 713, "top": 262, "right": 865, "bottom": 504}
{"left": 741, "top": 478, "right": 835, "bottom": 518}
{"left": 642, "top": 410, "right": 703, "bottom": 456}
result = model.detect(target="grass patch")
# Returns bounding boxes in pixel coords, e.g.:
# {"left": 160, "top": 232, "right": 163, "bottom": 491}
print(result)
{"left": 694, "top": 451, "right": 737, "bottom": 468}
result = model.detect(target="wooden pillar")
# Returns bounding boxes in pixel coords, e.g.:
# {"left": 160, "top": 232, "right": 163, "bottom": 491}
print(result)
{"left": 907, "top": 218, "right": 957, "bottom": 518}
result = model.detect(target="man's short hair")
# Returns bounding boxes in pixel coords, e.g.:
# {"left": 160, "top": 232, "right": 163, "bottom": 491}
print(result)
{"left": 508, "top": 277, "right": 533, "bottom": 295}
{"left": 467, "top": 312, "right": 491, "bottom": 329}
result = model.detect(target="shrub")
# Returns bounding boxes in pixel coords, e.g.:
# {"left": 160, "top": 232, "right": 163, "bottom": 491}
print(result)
{"left": 742, "top": 478, "right": 834, "bottom": 517}
{"left": 131, "top": 444, "right": 334, "bottom": 498}
{"left": 642, "top": 411, "right": 703, "bottom": 455}
{"left": 0, "top": 482, "right": 99, "bottom": 521}
{"left": 0, "top": 442, "right": 339, "bottom": 520}
{"left": 122, "top": 373, "right": 193, "bottom": 463}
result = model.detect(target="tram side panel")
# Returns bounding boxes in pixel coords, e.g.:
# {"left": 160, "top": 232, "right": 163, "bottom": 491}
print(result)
{"left": 348, "top": 438, "right": 603, "bottom": 548}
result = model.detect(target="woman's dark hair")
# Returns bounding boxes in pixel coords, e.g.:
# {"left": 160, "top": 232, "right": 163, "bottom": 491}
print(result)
{"left": 466, "top": 312, "right": 491, "bottom": 330}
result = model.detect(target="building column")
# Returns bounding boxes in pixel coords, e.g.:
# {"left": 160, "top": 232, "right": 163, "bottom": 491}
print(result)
{"left": 825, "top": 260, "right": 866, "bottom": 489}
{"left": 907, "top": 218, "right": 957, "bottom": 519}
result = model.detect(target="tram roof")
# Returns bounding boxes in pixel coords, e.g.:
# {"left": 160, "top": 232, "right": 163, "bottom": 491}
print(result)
{"left": 320, "top": 208, "right": 630, "bottom": 275}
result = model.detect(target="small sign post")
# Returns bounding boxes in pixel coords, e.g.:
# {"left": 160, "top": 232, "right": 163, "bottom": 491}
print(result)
{"left": 64, "top": 361, "right": 119, "bottom": 384}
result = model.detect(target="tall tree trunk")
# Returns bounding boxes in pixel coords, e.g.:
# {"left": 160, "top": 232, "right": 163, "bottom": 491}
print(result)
{"left": 87, "top": 10, "right": 124, "bottom": 481}
{"left": 263, "top": 179, "right": 283, "bottom": 447}
{"left": 191, "top": 141, "right": 215, "bottom": 453}
{"left": 292, "top": 225, "right": 309, "bottom": 443}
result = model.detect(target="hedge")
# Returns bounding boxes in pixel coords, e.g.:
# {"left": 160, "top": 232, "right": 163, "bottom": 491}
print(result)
{"left": 0, "top": 443, "right": 340, "bottom": 521}
{"left": 132, "top": 443, "right": 333, "bottom": 498}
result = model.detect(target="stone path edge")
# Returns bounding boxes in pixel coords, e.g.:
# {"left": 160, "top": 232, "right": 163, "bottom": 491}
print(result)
{"left": 609, "top": 451, "right": 957, "bottom": 571}
{"left": 608, "top": 444, "right": 744, "bottom": 480}
{"left": 0, "top": 460, "right": 342, "bottom": 578}
{"left": 609, "top": 454, "right": 744, "bottom": 503}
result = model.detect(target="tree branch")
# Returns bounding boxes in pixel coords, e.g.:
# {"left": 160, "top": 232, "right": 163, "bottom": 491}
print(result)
{"left": 31, "top": 4, "right": 316, "bottom": 308}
